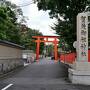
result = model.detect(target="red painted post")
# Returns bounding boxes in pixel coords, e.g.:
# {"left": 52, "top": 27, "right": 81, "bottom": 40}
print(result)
{"left": 36, "top": 37, "right": 40, "bottom": 61}
{"left": 54, "top": 38, "right": 58, "bottom": 61}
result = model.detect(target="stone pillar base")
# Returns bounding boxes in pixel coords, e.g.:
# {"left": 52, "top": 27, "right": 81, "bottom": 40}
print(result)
{"left": 68, "top": 62, "right": 90, "bottom": 85}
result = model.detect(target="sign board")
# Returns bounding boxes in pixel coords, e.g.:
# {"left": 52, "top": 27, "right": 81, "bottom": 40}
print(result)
{"left": 77, "top": 12, "right": 90, "bottom": 62}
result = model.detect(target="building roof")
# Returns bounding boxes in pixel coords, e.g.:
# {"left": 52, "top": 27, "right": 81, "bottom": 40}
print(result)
{"left": 0, "top": 40, "right": 24, "bottom": 49}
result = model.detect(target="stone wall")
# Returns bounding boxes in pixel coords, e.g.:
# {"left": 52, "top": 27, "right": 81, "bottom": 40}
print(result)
{"left": 0, "top": 41, "right": 24, "bottom": 74}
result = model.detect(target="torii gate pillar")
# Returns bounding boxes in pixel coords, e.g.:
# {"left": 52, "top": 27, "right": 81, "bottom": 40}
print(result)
{"left": 36, "top": 37, "right": 40, "bottom": 61}
{"left": 54, "top": 38, "right": 58, "bottom": 60}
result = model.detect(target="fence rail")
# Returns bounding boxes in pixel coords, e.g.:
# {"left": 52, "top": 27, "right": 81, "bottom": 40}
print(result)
{"left": 60, "top": 50, "right": 90, "bottom": 64}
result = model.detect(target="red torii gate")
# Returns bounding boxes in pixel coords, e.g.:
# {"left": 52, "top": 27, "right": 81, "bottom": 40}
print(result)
{"left": 32, "top": 36, "right": 59, "bottom": 61}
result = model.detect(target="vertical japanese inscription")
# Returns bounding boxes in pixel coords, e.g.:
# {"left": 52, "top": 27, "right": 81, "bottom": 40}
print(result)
{"left": 80, "top": 16, "right": 87, "bottom": 57}
{"left": 77, "top": 12, "right": 89, "bottom": 61}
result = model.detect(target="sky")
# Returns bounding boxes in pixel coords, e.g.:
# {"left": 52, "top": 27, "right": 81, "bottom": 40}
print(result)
{"left": 7, "top": 0, "right": 57, "bottom": 36}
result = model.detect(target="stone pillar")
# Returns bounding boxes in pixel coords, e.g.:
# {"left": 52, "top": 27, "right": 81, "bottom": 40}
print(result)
{"left": 69, "top": 12, "right": 90, "bottom": 85}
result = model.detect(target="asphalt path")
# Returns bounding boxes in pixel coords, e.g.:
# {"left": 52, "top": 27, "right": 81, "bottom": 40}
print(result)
{"left": 0, "top": 58, "right": 90, "bottom": 90}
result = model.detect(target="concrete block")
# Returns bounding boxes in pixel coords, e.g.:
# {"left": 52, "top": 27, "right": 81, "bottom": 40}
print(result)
{"left": 73, "top": 62, "right": 90, "bottom": 71}
{"left": 69, "top": 68, "right": 90, "bottom": 85}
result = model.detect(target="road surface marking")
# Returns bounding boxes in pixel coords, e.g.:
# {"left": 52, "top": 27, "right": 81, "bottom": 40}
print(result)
{"left": 1, "top": 84, "right": 13, "bottom": 90}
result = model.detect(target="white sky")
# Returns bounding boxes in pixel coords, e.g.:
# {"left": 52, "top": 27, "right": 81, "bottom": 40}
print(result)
{"left": 7, "top": 0, "right": 57, "bottom": 36}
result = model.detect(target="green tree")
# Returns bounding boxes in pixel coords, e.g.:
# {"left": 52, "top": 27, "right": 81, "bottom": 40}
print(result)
{"left": 20, "top": 26, "right": 44, "bottom": 54}
{"left": 45, "top": 44, "right": 53, "bottom": 56}
{"left": 35, "top": 0, "right": 90, "bottom": 51}
{"left": 0, "top": 0, "right": 44, "bottom": 53}
{"left": 0, "top": 1, "right": 23, "bottom": 44}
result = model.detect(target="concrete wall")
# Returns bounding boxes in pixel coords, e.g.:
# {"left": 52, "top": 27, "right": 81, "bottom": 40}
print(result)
{"left": 0, "top": 45, "right": 22, "bottom": 59}
{"left": 0, "top": 45, "right": 23, "bottom": 74}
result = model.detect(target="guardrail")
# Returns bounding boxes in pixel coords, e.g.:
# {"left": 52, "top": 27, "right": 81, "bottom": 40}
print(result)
{"left": 60, "top": 50, "right": 90, "bottom": 64}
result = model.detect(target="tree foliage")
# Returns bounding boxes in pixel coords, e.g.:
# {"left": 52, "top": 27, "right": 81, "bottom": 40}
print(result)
{"left": 0, "top": 1, "right": 23, "bottom": 44}
{"left": 0, "top": 0, "right": 44, "bottom": 54}
{"left": 35, "top": 0, "right": 90, "bottom": 51}
{"left": 45, "top": 44, "right": 53, "bottom": 56}
{"left": 20, "top": 26, "right": 44, "bottom": 54}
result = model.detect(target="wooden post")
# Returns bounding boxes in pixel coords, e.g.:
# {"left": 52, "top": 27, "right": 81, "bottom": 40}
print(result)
{"left": 54, "top": 38, "right": 58, "bottom": 61}
{"left": 36, "top": 37, "right": 40, "bottom": 61}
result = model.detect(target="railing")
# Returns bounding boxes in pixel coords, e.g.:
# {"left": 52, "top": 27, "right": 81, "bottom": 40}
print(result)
{"left": 60, "top": 52, "right": 76, "bottom": 64}
{"left": 60, "top": 50, "right": 90, "bottom": 64}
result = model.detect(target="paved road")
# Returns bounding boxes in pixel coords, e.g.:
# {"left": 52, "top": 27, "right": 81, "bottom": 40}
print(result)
{"left": 0, "top": 58, "right": 90, "bottom": 90}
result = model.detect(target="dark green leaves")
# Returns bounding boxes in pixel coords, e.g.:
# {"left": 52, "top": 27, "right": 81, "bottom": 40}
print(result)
{"left": 35, "top": 0, "right": 90, "bottom": 51}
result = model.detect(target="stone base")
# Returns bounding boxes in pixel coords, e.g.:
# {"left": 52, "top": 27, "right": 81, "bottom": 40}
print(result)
{"left": 69, "top": 68, "right": 90, "bottom": 85}
{"left": 73, "top": 62, "right": 90, "bottom": 71}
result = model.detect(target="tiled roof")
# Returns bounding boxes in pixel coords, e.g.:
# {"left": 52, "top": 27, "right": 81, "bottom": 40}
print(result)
{"left": 0, "top": 40, "right": 24, "bottom": 49}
